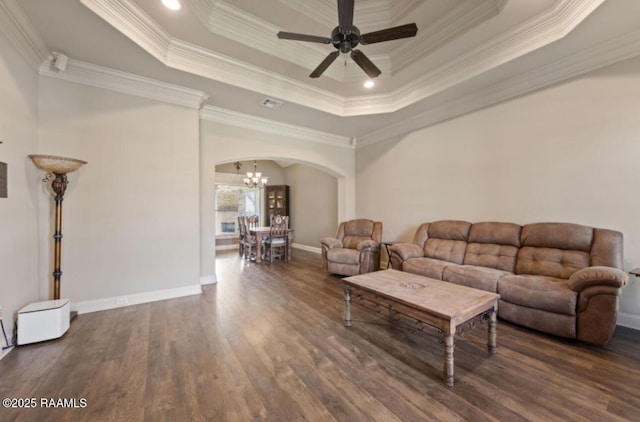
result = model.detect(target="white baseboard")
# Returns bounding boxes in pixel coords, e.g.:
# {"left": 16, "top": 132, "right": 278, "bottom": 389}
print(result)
{"left": 216, "top": 245, "right": 238, "bottom": 251}
{"left": 617, "top": 312, "right": 640, "bottom": 331}
{"left": 0, "top": 347, "right": 13, "bottom": 361}
{"left": 200, "top": 275, "right": 217, "bottom": 285}
{"left": 292, "top": 243, "right": 321, "bottom": 254}
{"left": 72, "top": 284, "right": 202, "bottom": 314}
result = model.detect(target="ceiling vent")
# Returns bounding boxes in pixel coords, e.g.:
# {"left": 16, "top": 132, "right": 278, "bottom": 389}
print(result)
{"left": 261, "top": 98, "right": 283, "bottom": 109}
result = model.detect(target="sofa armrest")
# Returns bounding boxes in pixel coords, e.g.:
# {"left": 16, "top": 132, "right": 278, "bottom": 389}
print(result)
{"left": 389, "top": 243, "right": 424, "bottom": 261}
{"left": 388, "top": 243, "right": 424, "bottom": 271}
{"left": 357, "top": 239, "right": 380, "bottom": 252}
{"left": 321, "top": 237, "right": 343, "bottom": 250}
{"left": 568, "top": 266, "right": 629, "bottom": 292}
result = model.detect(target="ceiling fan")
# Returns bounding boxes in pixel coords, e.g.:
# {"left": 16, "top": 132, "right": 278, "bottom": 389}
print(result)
{"left": 277, "top": 0, "right": 418, "bottom": 79}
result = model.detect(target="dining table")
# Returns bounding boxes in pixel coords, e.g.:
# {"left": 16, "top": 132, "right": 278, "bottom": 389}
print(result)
{"left": 249, "top": 226, "right": 294, "bottom": 263}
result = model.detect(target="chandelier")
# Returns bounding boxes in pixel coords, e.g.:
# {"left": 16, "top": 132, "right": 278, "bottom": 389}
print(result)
{"left": 243, "top": 160, "right": 268, "bottom": 188}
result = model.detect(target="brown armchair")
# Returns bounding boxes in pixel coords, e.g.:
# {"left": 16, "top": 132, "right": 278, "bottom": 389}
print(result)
{"left": 321, "top": 219, "right": 383, "bottom": 276}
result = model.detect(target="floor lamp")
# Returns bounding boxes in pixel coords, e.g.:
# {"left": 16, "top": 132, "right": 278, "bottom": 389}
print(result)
{"left": 29, "top": 154, "right": 87, "bottom": 301}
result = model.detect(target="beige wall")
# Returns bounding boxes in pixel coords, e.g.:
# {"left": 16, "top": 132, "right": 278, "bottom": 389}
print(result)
{"left": 2, "top": 17, "right": 637, "bottom": 340}
{"left": 214, "top": 161, "right": 338, "bottom": 249}
{"left": 284, "top": 163, "right": 338, "bottom": 249}
{"left": 0, "top": 32, "right": 40, "bottom": 345}
{"left": 215, "top": 160, "right": 285, "bottom": 186}
{"left": 356, "top": 55, "right": 640, "bottom": 328}
{"left": 37, "top": 78, "right": 202, "bottom": 308}
{"left": 200, "top": 120, "right": 355, "bottom": 280}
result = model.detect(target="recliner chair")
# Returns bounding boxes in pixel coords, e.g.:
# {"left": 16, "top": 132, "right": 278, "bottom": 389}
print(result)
{"left": 321, "top": 219, "right": 382, "bottom": 276}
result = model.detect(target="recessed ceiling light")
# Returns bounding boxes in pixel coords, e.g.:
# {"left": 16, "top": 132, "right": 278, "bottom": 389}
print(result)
{"left": 364, "top": 80, "right": 375, "bottom": 89}
{"left": 162, "top": 0, "right": 181, "bottom": 11}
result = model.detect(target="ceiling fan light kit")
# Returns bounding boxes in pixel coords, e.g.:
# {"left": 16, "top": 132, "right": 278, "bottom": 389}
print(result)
{"left": 277, "top": 0, "right": 417, "bottom": 79}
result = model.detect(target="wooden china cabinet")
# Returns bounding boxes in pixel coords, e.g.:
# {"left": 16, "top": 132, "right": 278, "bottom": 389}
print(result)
{"left": 265, "top": 185, "right": 290, "bottom": 225}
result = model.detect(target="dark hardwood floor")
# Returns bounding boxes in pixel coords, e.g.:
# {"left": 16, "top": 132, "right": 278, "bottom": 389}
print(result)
{"left": 1, "top": 250, "right": 639, "bottom": 421}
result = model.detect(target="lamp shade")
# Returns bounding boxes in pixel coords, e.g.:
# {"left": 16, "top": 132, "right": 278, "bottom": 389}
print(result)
{"left": 29, "top": 155, "right": 87, "bottom": 174}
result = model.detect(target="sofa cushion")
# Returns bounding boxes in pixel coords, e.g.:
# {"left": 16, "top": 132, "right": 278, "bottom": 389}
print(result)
{"left": 428, "top": 220, "right": 472, "bottom": 240}
{"left": 521, "top": 222, "right": 593, "bottom": 251}
{"left": 463, "top": 243, "right": 519, "bottom": 273}
{"left": 419, "top": 220, "right": 471, "bottom": 264}
{"left": 342, "top": 235, "right": 372, "bottom": 249}
{"left": 412, "top": 223, "right": 431, "bottom": 248}
{"left": 498, "top": 275, "right": 578, "bottom": 316}
{"left": 461, "top": 222, "right": 521, "bottom": 272}
{"left": 591, "top": 228, "right": 624, "bottom": 268}
{"left": 516, "top": 247, "right": 590, "bottom": 279}
{"left": 424, "top": 239, "right": 468, "bottom": 264}
{"left": 499, "top": 301, "right": 576, "bottom": 339}
{"left": 443, "top": 265, "right": 510, "bottom": 293}
{"left": 327, "top": 248, "right": 360, "bottom": 265}
{"left": 403, "top": 257, "right": 456, "bottom": 280}
{"left": 342, "top": 219, "right": 376, "bottom": 249}
{"left": 468, "top": 222, "right": 521, "bottom": 247}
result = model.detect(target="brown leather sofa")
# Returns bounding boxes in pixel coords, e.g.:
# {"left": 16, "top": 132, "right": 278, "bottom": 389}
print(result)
{"left": 389, "top": 220, "right": 628, "bottom": 346}
{"left": 321, "top": 219, "right": 382, "bottom": 276}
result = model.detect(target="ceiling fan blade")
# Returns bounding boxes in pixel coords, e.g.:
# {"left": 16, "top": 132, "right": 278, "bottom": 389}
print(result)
{"left": 310, "top": 51, "right": 340, "bottom": 78}
{"left": 350, "top": 49, "right": 381, "bottom": 78}
{"left": 337, "top": 0, "right": 354, "bottom": 33}
{"left": 277, "top": 31, "right": 332, "bottom": 44}
{"left": 360, "top": 23, "right": 418, "bottom": 45}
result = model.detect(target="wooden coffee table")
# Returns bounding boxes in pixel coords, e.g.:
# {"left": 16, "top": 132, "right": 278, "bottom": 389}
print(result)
{"left": 343, "top": 269, "right": 499, "bottom": 387}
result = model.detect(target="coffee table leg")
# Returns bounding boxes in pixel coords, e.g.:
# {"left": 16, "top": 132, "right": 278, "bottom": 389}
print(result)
{"left": 487, "top": 309, "right": 497, "bottom": 354}
{"left": 344, "top": 288, "right": 352, "bottom": 327}
{"left": 444, "top": 334, "right": 455, "bottom": 387}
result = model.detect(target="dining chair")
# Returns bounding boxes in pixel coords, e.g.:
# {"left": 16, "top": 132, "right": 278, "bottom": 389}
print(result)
{"left": 237, "top": 215, "right": 246, "bottom": 257}
{"left": 247, "top": 215, "right": 259, "bottom": 229}
{"left": 242, "top": 216, "right": 259, "bottom": 260}
{"left": 264, "top": 215, "right": 289, "bottom": 262}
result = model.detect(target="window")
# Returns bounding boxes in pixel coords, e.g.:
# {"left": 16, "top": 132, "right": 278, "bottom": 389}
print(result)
{"left": 215, "top": 184, "right": 262, "bottom": 236}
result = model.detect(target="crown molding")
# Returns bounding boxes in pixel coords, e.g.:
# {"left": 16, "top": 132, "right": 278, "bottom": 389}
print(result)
{"left": 167, "top": 39, "right": 346, "bottom": 113}
{"left": 278, "top": 0, "right": 423, "bottom": 31}
{"left": 189, "top": 0, "right": 500, "bottom": 82}
{"left": 200, "top": 105, "right": 355, "bottom": 149}
{"left": 356, "top": 28, "right": 640, "bottom": 148}
{"left": 79, "top": 0, "right": 605, "bottom": 117}
{"left": 356, "top": 0, "right": 392, "bottom": 29}
{"left": 277, "top": 0, "right": 340, "bottom": 30}
{"left": 344, "top": 0, "right": 607, "bottom": 115}
{"left": 39, "top": 59, "right": 209, "bottom": 109}
{"left": 81, "top": 0, "right": 348, "bottom": 115}
{"left": 80, "top": 0, "right": 171, "bottom": 62}
{"left": 391, "top": 0, "right": 502, "bottom": 72}
{"left": 389, "top": 0, "right": 428, "bottom": 23}
{"left": 186, "top": 0, "right": 391, "bottom": 83}
{"left": 0, "top": 0, "right": 49, "bottom": 70}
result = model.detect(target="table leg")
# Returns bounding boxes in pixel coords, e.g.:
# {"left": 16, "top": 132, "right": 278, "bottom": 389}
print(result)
{"left": 444, "top": 334, "right": 455, "bottom": 387}
{"left": 256, "top": 232, "right": 263, "bottom": 263}
{"left": 344, "top": 288, "right": 352, "bottom": 327}
{"left": 384, "top": 243, "right": 392, "bottom": 269}
{"left": 487, "top": 309, "right": 497, "bottom": 354}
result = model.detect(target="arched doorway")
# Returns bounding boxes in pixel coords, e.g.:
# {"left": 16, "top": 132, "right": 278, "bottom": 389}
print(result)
{"left": 213, "top": 159, "right": 339, "bottom": 254}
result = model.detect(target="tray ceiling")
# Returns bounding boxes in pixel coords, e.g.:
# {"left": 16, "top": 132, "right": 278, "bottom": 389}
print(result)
{"left": 5, "top": 0, "right": 640, "bottom": 143}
